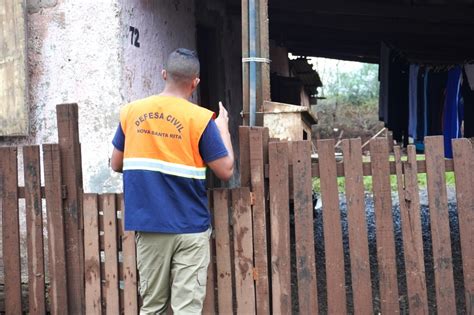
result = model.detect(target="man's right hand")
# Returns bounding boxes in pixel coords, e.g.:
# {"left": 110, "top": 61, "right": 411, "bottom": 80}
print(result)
{"left": 215, "top": 101, "right": 229, "bottom": 133}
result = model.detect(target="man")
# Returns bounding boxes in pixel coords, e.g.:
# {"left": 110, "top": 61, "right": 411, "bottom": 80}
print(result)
{"left": 110, "top": 48, "right": 234, "bottom": 314}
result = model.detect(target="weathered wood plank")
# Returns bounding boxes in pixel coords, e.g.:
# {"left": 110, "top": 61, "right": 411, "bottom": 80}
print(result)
{"left": 117, "top": 194, "right": 138, "bottom": 315}
{"left": 0, "top": 147, "right": 22, "bottom": 314}
{"left": 232, "top": 187, "right": 256, "bottom": 314}
{"left": 213, "top": 189, "right": 233, "bottom": 314}
{"left": 394, "top": 145, "right": 428, "bottom": 314}
{"left": 100, "top": 194, "right": 120, "bottom": 315}
{"left": 239, "top": 126, "right": 251, "bottom": 187}
{"left": 203, "top": 192, "right": 217, "bottom": 315}
{"left": 249, "top": 128, "right": 270, "bottom": 315}
{"left": 269, "top": 141, "right": 292, "bottom": 315}
{"left": 203, "top": 232, "right": 217, "bottom": 315}
{"left": 23, "top": 145, "right": 46, "bottom": 315}
{"left": 370, "top": 138, "right": 399, "bottom": 313}
{"left": 56, "top": 103, "right": 85, "bottom": 314}
{"left": 43, "top": 144, "right": 69, "bottom": 315}
{"left": 83, "top": 194, "right": 102, "bottom": 315}
{"left": 342, "top": 139, "right": 373, "bottom": 315}
{"left": 317, "top": 139, "right": 345, "bottom": 314}
{"left": 425, "top": 136, "right": 456, "bottom": 313}
{"left": 0, "top": 0, "right": 28, "bottom": 136}
{"left": 452, "top": 139, "right": 474, "bottom": 313}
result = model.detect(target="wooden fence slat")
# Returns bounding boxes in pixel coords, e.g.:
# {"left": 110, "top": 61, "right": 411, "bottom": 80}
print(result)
{"left": 84, "top": 194, "right": 102, "bottom": 315}
{"left": 249, "top": 128, "right": 270, "bottom": 315}
{"left": 203, "top": 191, "right": 217, "bottom": 315}
{"left": 269, "top": 141, "right": 292, "bottom": 315}
{"left": 370, "top": 138, "right": 400, "bottom": 313}
{"left": 116, "top": 196, "right": 125, "bottom": 314}
{"left": 56, "top": 103, "right": 85, "bottom": 314}
{"left": 317, "top": 139, "right": 346, "bottom": 314}
{"left": 452, "top": 139, "right": 474, "bottom": 313}
{"left": 43, "top": 144, "right": 69, "bottom": 314}
{"left": 394, "top": 145, "right": 429, "bottom": 314}
{"left": 0, "top": 147, "right": 22, "bottom": 314}
{"left": 100, "top": 194, "right": 120, "bottom": 315}
{"left": 342, "top": 139, "right": 373, "bottom": 315}
{"left": 424, "top": 136, "right": 456, "bottom": 313}
{"left": 239, "top": 126, "right": 251, "bottom": 187}
{"left": 118, "top": 194, "right": 138, "bottom": 315}
{"left": 203, "top": 232, "right": 217, "bottom": 315}
{"left": 213, "top": 189, "right": 234, "bottom": 314}
{"left": 23, "top": 145, "right": 46, "bottom": 315}
{"left": 232, "top": 187, "right": 256, "bottom": 314}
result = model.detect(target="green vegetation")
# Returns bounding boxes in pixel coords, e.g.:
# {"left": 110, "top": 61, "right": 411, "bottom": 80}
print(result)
{"left": 312, "top": 169, "right": 456, "bottom": 193}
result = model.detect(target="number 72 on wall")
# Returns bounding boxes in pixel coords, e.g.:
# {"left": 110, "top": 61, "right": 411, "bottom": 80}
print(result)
{"left": 129, "top": 26, "right": 140, "bottom": 48}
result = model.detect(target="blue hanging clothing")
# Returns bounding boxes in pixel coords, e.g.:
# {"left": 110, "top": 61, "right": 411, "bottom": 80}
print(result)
{"left": 443, "top": 66, "right": 462, "bottom": 158}
{"left": 424, "top": 68, "right": 429, "bottom": 137}
{"left": 408, "top": 64, "right": 419, "bottom": 139}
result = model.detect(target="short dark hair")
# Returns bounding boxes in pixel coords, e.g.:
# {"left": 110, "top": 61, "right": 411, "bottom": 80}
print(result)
{"left": 165, "top": 48, "right": 200, "bottom": 84}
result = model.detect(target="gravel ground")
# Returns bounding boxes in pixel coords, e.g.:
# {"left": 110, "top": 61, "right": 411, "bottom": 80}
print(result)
{"left": 290, "top": 187, "right": 466, "bottom": 314}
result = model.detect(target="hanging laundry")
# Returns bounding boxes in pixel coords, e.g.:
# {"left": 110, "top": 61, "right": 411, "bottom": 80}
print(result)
{"left": 426, "top": 68, "right": 448, "bottom": 136}
{"left": 387, "top": 54, "right": 409, "bottom": 146}
{"left": 415, "top": 66, "right": 426, "bottom": 151}
{"left": 443, "top": 66, "right": 462, "bottom": 158}
{"left": 408, "top": 64, "right": 419, "bottom": 139}
{"left": 379, "top": 43, "right": 390, "bottom": 123}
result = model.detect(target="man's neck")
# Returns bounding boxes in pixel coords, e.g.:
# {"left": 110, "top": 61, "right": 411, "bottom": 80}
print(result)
{"left": 160, "top": 85, "right": 191, "bottom": 100}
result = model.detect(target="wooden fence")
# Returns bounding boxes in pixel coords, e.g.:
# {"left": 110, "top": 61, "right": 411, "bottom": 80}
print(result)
{"left": 1, "top": 110, "right": 473, "bottom": 314}
{"left": 0, "top": 104, "right": 84, "bottom": 314}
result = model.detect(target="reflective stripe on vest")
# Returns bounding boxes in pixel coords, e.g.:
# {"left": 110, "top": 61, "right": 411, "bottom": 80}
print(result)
{"left": 123, "top": 157, "right": 206, "bottom": 180}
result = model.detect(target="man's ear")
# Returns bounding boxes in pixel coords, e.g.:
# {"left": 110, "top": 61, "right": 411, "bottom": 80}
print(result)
{"left": 192, "top": 78, "right": 200, "bottom": 90}
{"left": 162, "top": 70, "right": 167, "bottom": 81}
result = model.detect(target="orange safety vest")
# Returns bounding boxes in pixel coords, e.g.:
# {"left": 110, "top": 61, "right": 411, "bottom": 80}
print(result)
{"left": 120, "top": 95, "right": 215, "bottom": 178}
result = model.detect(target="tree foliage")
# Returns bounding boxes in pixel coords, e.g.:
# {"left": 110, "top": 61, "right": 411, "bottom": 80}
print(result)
{"left": 323, "top": 63, "right": 379, "bottom": 106}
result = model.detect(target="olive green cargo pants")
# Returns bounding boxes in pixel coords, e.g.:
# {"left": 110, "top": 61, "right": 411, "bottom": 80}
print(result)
{"left": 136, "top": 229, "right": 211, "bottom": 315}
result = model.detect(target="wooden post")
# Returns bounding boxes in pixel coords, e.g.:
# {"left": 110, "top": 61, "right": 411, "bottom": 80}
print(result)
{"left": 452, "top": 139, "right": 474, "bottom": 313}
{"left": 56, "top": 103, "right": 85, "bottom": 313}
{"left": 342, "top": 139, "right": 373, "bottom": 315}
{"left": 213, "top": 189, "right": 234, "bottom": 314}
{"left": 118, "top": 194, "right": 138, "bottom": 314}
{"left": 318, "top": 139, "right": 346, "bottom": 314}
{"left": 249, "top": 128, "right": 270, "bottom": 314}
{"left": 394, "top": 146, "right": 428, "bottom": 314}
{"left": 83, "top": 194, "right": 102, "bottom": 315}
{"left": 232, "top": 187, "right": 256, "bottom": 314}
{"left": 101, "top": 194, "right": 120, "bottom": 315}
{"left": 293, "top": 141, "right": 319, "bottom": 314}
{"left": 425, "top": 136, "right": 456, "bottom": 313}
{"left": 43, "top": 144, "right": 69, "bottom": 315}
{"left": 0, "top": 147, "right": 22, "bottom": 314}
{"left": 23, "top": 146, "right": 47, "bottom": 315}
{"left": 370, "top": 138, "right": 400, "bottom": 313}
{"left": 269, "top": 141, "right": 291, "bottom": 315}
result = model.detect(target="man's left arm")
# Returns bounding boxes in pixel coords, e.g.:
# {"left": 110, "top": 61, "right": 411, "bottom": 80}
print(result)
{"left": 111, "top": 123, "right": 125, "bottom": 173}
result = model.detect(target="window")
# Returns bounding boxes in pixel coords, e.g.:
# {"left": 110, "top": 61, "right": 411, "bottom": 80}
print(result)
{"left": 0, "top": 0, "right": 28, "bottom": 136}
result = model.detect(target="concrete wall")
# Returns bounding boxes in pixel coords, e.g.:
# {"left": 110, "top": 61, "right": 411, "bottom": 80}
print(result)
{"left": 121, "top": 0, "right": 196, "bottom": 103}
{"left": 2, "top": 0, "right": 241, "bottom": 192}
{"left": 21, "top": 0, "right": 123, "bottom": 193}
